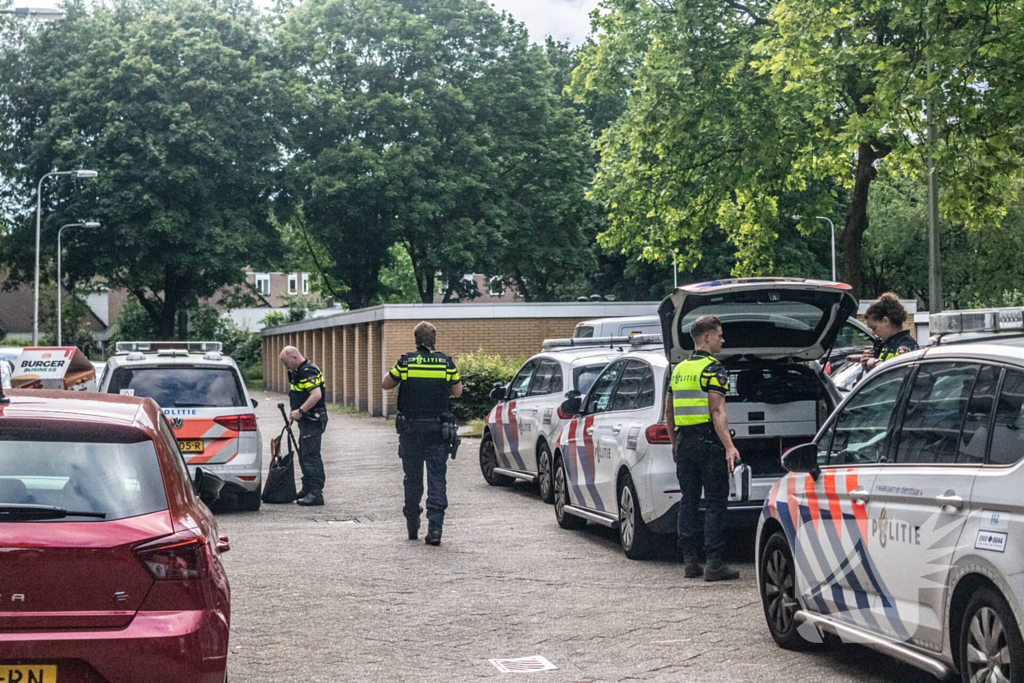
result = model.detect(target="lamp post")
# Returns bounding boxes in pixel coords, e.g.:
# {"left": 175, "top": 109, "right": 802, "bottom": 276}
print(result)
{"left": 793, "top": 215, "right": 837, "bottom": 281}
{"left": 0, "top": 6, "right": 67, "bottom": 20}
{"left": 57, "top": 221, "right": 100, "bottom": 346}
{"left": 34, "top": 169, "right": 97, "bottom": 344}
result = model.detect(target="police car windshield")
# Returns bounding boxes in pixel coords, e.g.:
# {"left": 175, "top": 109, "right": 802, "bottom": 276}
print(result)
{"left": 574, "top": 365, "right": 607, "bottom": 395}
{"left": 106, "top": 366, "right": 246, "bottom": 408}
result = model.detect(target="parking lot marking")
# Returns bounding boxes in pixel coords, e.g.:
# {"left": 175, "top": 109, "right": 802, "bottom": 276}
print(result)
{"left": 489, "top": 656, "right": 557, "bottom": 673}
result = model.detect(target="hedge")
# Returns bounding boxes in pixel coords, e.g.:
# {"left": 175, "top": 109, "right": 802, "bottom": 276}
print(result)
{"left": 451, "top": 350, "right": 524, "bottom": 422}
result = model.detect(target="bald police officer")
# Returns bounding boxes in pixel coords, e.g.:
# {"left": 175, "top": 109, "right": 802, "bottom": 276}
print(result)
{"left": 382, "top": 322, "right": 463, "bottom": 546}
{"left": 665, "top": 315, "right": 740, "bottom": 581}
{"left": 279, "top": 345, "right": 328, "bottom": 506}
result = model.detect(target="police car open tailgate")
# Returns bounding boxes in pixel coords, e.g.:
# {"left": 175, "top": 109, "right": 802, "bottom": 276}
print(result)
{"left": 659, "top": 278, "right": 858, "bottom": 363}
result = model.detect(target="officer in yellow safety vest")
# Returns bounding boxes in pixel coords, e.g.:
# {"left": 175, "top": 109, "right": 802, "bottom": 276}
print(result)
{"left": 664, "top": 314, "right": 741, "bottom": 582}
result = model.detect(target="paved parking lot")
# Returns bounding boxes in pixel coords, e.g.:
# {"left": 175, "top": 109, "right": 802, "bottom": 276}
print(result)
{"left": 218, "top": 394, "right": 934, "bottom": 682}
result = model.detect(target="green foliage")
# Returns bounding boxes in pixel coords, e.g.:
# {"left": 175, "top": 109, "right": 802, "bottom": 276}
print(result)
{"left": 261, "top": 311, "right": 287, "bottom": 329}
{"left": 450, "top": 350, "right": 524, "bottom": 422}
{"left": 374, "top": 245, "right": 421, "bottom": 305}
{"left": 0, "top": 0, "right": 285, "bottom": 338}
{"left": 189, "top": 308, "right": 262, "bottom": 371}
{"left": 107, "top": 297, "right": 159, "bottom": 350}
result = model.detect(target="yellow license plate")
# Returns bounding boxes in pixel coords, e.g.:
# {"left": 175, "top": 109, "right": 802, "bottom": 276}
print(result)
{"left": 178, "top": 439, "right": 204, "bottom": 453}
{"left": 0, "top": 664, "right": 57, "bottom": 682}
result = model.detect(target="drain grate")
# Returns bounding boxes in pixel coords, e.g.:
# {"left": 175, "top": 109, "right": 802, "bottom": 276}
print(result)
{"left": 489, "top": 656, "right": 557, "bottom": 673}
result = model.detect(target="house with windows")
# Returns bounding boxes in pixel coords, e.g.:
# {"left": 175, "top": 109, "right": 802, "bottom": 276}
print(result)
{"left": 244, "top": 268, "right": 315, "bottom": 307}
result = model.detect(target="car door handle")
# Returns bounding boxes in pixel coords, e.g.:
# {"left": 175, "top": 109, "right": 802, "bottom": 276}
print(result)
{"left": 611, "top": 424, "right": 623, "bottom": 434}
{"left": 849, "top": 487, "right": 869, "bottom": 504}
{"left": 937, "top": 493, "right": 964, "bottom": 510}
{"left": 586, "top": 427, "right": 595, "bottom": 435}
{"left": 216, "top": 535, "right": 230, "bottom": 553}
{"left": 510, "top": 409, "right": 518, "bottom": 415}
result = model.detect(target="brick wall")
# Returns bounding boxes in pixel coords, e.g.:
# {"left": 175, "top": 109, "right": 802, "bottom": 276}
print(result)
{"left": 264, "top": 313, "right": 631, "bottom": 416}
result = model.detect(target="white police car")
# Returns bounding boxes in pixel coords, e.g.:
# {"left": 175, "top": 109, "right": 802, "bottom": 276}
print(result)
{"left": 551, "top": 278, "right": 857, "bottom": 559}
{"left": 757, "top": 342, "right": 1024, "bottom": 682}
{"left": 480, "top": 339, "right": 628, "bottom": 503}
{"left": 100, "top": 341, "right": 264, "bottom": 510}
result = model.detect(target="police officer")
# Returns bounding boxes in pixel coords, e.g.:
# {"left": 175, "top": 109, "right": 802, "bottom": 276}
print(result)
{"left": 665, "top": 315, "right": 740, "bottom": 582}
{"left": 381, "top": 321, "right": 463, "bottom": 546}
{"left": 859, "top": 292, "right": 919, "bottom": 372}
{"left": 279, "top": 346, "right": 328, "bottom": 506}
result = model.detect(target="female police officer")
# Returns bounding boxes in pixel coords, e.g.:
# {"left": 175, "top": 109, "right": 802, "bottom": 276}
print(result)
{"left": 859, "top": 292, "right": 919, "bottom": 372}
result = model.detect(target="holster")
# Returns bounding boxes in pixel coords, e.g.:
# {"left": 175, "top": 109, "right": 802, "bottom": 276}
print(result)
{"left": 440, "top": 412, "right": 461, "bottom": 460}
{"left": 395, "top": 412, "right": 409, "bottom": 435}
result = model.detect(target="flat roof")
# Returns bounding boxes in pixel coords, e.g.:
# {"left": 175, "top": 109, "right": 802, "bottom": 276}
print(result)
{"left": 262, "top": 302, "right": 661, "bottom": 336}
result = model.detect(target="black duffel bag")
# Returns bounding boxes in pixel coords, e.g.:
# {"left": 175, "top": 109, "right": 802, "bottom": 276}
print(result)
{"left": 262, "top": 424, "right": 298, "bottom": 504}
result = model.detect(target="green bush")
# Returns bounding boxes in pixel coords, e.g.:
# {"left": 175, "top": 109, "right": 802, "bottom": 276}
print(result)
{"left": 451, "top": 350, "right": 524, "bottom": 422}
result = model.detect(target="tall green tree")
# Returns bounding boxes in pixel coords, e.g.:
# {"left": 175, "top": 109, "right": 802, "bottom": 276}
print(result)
{"left": 279, "top": 0, "right": 595, "bottom": 306}
{"left": 0, "top": 0, "right": 284, "bottom": 338}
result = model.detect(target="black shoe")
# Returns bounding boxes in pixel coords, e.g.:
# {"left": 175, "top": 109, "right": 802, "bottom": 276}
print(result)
{"left": 425, "top": 528, "right": 442, "bottom": 546}
{"left": 684, "top": 560, "right": 704, "bottom": 578}
{"left": 296, "top": 487, "right": 308, "bottom": 501}
{"left": 704, "top": 561, "right": 739, "bottom": 582}
{"left": 296, "top": 490, "right": 324, "bottom": 506}
{"left": 407, "top": 517, "right": 420, "bottom": 540}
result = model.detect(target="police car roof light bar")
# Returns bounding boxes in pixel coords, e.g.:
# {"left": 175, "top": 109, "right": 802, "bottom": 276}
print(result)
{"left": 929, "top": 307, "right": 1024, "bottom": 336}
{"left": 629, "top": 334, "right": 664, "bottom": 348}
{"left": 116, "top": 341, "right": 223, "bottom": 354}
{"left": 541, "top": 336, "right": 632, "bottom": 352}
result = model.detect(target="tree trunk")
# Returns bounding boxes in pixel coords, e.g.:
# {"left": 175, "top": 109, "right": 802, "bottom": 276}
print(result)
{"left": 841, "top": 142, "right": 879, "bottom": 299}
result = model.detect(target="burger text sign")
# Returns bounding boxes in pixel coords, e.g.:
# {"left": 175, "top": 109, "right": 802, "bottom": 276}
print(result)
{"left": 12, "top": 347, "right": 97, "bottom": 391}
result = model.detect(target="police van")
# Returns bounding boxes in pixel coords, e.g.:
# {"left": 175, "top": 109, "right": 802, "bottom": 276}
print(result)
{"left": 757, "top": 340, "right": 1024, "bottom": 682}
{"left": 99, "top": 341, "right": 263, "bottom": 510}
{"left": 573, "top": 315, "right": 661, "bottom": 339}
{"left": 480, "top": 339, "right": 630, "bottom": 503}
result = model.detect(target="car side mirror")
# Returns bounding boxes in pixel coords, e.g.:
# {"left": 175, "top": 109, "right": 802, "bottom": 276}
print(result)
{"left": 193, "top": 466, "right": 225, "bottom": 506}
{"left": 490, "top": 382, "right": 506, "bottom": 402}
{"left": 559, "top": 390, "right": 582, "bottom": 419}
{"left": 250, "top": 397, "right": 259, "bottom": 408}
{"left": 781, "top": 442, "right": 820, "bottom": 480}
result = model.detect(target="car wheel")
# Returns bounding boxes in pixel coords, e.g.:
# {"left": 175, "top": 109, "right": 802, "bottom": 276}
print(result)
{"left": 959, "top": 586, "right": 1024, "bottom": 683}
{"left": 537, "top": 442, "right": 554, "bottom": 504}
{"left": 479, "top": 431, "right": 513, "bottom": 487}
{"left": 759, "top": 531, "right": 807, "bottom": 650}
{"left": 553, "top": 455, "right": 586, "bottom": 530}
{"left": 237, "top": 487, "right": 262, "bottom": 511}
{"left": 618, "top": 471, "right": 656, "bottom": 560}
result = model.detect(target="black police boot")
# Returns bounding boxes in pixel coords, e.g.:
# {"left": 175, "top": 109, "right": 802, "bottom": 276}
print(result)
{"left": 296, "top": 488, "right": 324, "bottom": 506}
{"left": 704, "top": 559, "right": 739, "bottom": 582}
{"left": 683, "top": 557, "right": 704, "bottom": 578}
{"left": 425, "top": 527, "right": 442, "bottom": 546}
{"left": 407, "top": 517, "right": 420, "bottom": 541}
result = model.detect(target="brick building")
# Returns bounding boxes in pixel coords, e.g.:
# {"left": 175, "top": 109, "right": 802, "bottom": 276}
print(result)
{"left": 261, "top": 302, "right": 659, "bottom": 417}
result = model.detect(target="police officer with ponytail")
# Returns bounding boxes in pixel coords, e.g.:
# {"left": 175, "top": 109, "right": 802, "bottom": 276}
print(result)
{"left": 860, "top": 292, "right": 919, "bottom": 372}
{"left": 665, "top": 315, "right": 740, "bottom": 582}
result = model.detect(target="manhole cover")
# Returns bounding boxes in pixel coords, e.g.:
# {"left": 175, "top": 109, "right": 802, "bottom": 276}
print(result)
{"left": 489, "top": 656, "right": 557, "bottom": 673}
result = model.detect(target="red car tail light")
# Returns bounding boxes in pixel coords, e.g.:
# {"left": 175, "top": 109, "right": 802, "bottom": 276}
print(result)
{"left": 645, "top": 423, "right": 672, "bottom": 445}
{"left": 556, "top": 408, "right": 572, "bottom": 420}
{"left": 134, "top": 531, "right": 210, "bottom": 581}
{"left": 214, "top": 414, "right": 257, "bottom": 431}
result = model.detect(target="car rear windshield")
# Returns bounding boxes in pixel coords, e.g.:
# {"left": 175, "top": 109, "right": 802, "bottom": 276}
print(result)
{"left": 574, "top": 365, "right": 607, "bottom": 395}
{"left": 679, "top": 302, "right": 830, "bottom": 350}
{"left": 106, "top": 366, "right": 246, "bottom": 408}
{"left": 0, "top": 438, "right": 168, "bottom": 522}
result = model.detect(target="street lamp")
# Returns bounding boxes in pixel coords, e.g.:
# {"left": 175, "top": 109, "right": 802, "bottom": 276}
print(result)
{"left": 793, "top": 215, "right": 837, "bottom": 281}
{"left": 57, "top": 221, "right": 100, "bottom": 346}
{"left": 34, "top": 169, "right": 98, "bottom": 344}
{"left": 0, "top": 7, "right": 66, "bottom": 20}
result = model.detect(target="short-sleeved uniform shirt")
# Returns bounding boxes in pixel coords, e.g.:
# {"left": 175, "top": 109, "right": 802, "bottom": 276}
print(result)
{"left": 389, "top": 346, "right": 461, "bottom": 418}
{"left": 692, "top": 351, "right": 730, "bottom": 396}
{"left": 289, "top": 359, "right": 326, "bottom": 420}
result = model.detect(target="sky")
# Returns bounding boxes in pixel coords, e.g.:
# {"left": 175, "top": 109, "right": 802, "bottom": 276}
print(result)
{"left": 490, "top": 0, "right": 600, "bottom": 45}
{"left": 23, "top": 0, "right": 601, "bottom": 46}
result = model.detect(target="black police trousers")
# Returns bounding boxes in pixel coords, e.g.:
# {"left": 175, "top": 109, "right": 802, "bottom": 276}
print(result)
{"left": 399, "top": 421, "right": 448, "bottom": 531}
{"left": 675, "top": 422, "right": 729, "bottom": 563}
{"left": 298, "top": 418, "right": 326, "bottom": 491}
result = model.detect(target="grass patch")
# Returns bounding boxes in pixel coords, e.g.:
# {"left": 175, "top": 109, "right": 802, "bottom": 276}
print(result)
{"left": 326, "top": 402, "right": 373, "bottom": 419}
{"left": 245, "top": 378, "right": 264, "bottom": 394}
{"left": 459, "top": 418, "right": 485, "bottom": 438}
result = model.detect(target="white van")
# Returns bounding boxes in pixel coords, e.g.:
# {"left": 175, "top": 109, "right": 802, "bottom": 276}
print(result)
{"left": 573, "top": 315, "right": 662, "bottom": 339}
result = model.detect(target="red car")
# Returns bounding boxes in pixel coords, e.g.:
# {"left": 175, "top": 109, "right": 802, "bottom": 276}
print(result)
{"left": 0, "top": 389, "right": 231, "bottom": 683}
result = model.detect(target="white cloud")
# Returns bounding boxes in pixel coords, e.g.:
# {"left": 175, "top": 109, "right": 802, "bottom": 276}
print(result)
{"left": 489, "top": 0, "right": 599, "bottom": 46}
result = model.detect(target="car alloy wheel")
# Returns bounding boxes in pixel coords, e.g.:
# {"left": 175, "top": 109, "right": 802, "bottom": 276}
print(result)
{"left": 538, "top": 444, "right": 553, "bottom": 504}
{"left": 966, "top": 606, "right": 1011, "bottom": 683}
{"left": 554, "top": 463, "right": 566, "bottom": 519}
{"left": 479, "top": 433, "right": 512, "bottom": 487}
{"left": 619, "top": 485, "right": 635, "bottom": 550}
{"left": 764, "top": 548, "right": 797, "bottom": 635}
{"left": 554, "top": 457, "right": 585, "bottom": 530}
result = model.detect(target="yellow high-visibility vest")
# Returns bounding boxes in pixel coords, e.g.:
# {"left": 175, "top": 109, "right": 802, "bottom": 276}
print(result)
{"left": 669, "top": 355, "right": 717, "bottom": 427}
